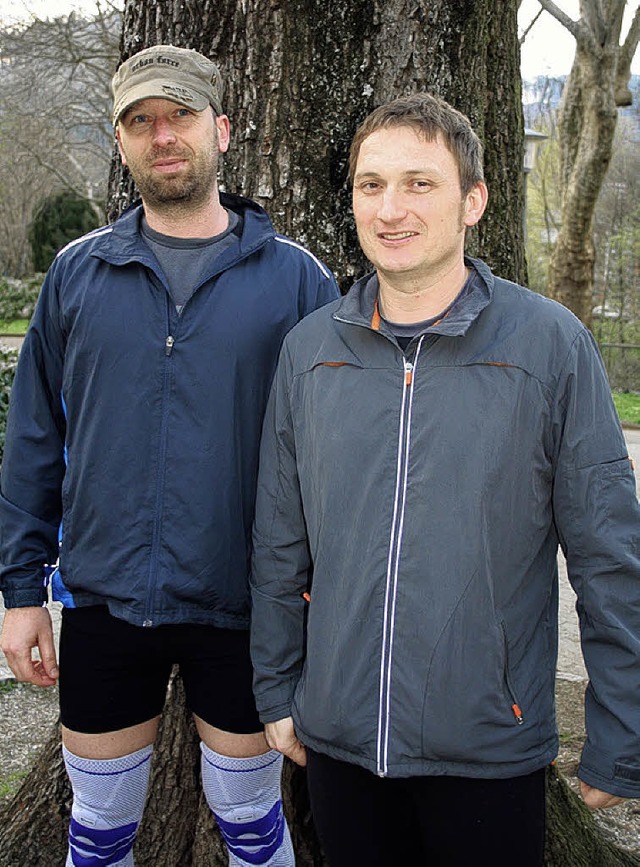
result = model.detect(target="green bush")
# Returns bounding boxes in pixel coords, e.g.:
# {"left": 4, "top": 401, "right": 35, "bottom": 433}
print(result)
{"left": 0, "top": 275, "right": 43, "bottom": 322}
{"left": 0, "top": 344, "right": 18, "bottom": 467}
{"left": 29, "top": 190, "right": 100, "bottom": 273}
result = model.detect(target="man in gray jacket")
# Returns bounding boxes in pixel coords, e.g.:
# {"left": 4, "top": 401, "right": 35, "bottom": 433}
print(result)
{"left": 250, "top": 93, "right": 640, "bottom": 866}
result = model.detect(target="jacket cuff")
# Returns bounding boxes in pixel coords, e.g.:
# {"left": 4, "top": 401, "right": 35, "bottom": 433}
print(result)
{"left": 2, "top": 586, "right": 48, "bottom": 608}
{"left": 258, "top": 702, "right": 294, "bottom": 724}
{"left": 579, "top": 742, "right": 640, "bottom": 799}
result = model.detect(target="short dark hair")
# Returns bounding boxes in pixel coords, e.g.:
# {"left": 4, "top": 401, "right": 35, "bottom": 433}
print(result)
{"left": 349, "top": 93, "right": 484, "bottom": 195}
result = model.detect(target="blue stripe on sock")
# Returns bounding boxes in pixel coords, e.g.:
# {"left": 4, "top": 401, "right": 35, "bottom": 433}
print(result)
{"left": 214, "top": 800, "right": 285, "bottom": 865}
{"left": 202, "top": 753, "right": 280, "bottom": 774}
{"left": 65, "top": 753, "right": 152, "bottom": 778}
{"left": 69, "top": 818, "right": 138, "bottom": 866}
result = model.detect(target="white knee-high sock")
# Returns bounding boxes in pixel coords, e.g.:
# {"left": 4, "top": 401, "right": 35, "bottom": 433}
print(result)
{"left": 63, "top": 744, "right": 152, "bottom": 867}
{"left": 200, "top": 743, "right": 294, "bottom": 866}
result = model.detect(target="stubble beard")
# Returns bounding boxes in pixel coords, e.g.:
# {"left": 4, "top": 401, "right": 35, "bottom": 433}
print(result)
{"left": 131, "top": 146, "right": 220, "bottom": 213}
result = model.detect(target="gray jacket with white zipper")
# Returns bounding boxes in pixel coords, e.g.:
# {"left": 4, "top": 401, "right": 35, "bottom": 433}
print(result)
{"left": 250, "top": 257, "right": 640, "bottom": 797}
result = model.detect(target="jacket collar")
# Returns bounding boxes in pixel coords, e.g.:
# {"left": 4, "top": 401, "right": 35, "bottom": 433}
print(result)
{"left": 90, "top": 191, "right": 276, "bottom": 272}
{"left": 334, "top": 256, "right": 494, "bottom": 338}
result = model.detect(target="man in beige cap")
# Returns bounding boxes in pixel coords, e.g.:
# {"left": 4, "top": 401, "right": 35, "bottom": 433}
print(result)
{"left": 0, "top": 44, "right": 338, "bottom": 866}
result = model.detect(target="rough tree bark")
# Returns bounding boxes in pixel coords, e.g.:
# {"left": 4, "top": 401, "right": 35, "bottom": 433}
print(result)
{"left": 1, "top": 1, "right": 637, "bottom": 865}
{"left": 545, "top": 766, "right": 640, "bottom": 867}
{"left": 537, "top": 0, "right": 640, "bottom": 327}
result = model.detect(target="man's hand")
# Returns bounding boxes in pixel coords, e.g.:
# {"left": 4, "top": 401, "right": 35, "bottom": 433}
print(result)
{"left": 0, "top": 606, "right": 59, "bottom": 687}
{"left": 580, "top": 781, "right": 625, "bottom": 810}
{"left": 265, "top": 717, "right": 307, "bottom": 767}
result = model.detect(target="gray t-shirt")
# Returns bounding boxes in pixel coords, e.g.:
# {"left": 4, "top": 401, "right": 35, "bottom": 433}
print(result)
{"left": 141, "top": 209, "right": 241, "bottom": 313}
{"left": 381, "top": 269, "right": 479, "bottom": 351}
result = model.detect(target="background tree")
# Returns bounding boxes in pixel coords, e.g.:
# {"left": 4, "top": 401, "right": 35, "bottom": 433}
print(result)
{"left": 592, "top": 114, "right": 640, "bottom": 336}
{"left": 521, "top": 75, "right": 564, "bottom": 295}
{"left": 523, "top": 72, "right": 640, "bottom": 390}
{"left": 531, "top": 0, "right": 640, "bottom": 326}
{"left": 0, "top": 112, "right": 56, "bottom": 277}
{"left": 0, "top": 1, "right": 638, "bottom": 865}
{"left": 591, "top": 112, "right": 640, "bottom": 391}
{"left": 0, "top": 4, "right": 120, "bottom": 276}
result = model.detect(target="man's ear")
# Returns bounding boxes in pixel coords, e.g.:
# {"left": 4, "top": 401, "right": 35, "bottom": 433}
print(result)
{"left": 215, "top": 114, "right": 231, "bottom": 155}
{"left": 115, "top": 127, "right": 127, "bottom": 166}
{"left": 463, "top": 182, "right": 488, "bottom": 227}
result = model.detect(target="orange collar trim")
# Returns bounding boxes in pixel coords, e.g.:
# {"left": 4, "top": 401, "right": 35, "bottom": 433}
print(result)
{"left": 371, "top": 298, "right": 381, "bottom": 331}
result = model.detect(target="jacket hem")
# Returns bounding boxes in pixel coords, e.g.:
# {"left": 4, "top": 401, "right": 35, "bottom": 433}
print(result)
{"left": 296, "top": 729, "right": 558, "bottom": 780}
{"left": 62, "top": 592, "right": 251, "bottom": 630}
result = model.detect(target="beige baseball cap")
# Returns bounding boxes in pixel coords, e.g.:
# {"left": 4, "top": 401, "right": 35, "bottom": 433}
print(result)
{"left": 112, "top": 45, "right": 223, "bottom": 125}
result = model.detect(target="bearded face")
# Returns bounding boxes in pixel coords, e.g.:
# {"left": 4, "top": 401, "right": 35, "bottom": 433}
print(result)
{"left": 117, "top": 101, "right": 227, "bottom": 214}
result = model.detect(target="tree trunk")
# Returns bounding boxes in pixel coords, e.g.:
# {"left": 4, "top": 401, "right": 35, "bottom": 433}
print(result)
{"left": 2, "top": 1, "right": 635, "bottom": 864}
{"left": 0, "top": 721, "right": 71, "bottom": 866}
{"left": 540, "top": 0, "right": 640, "bottom": 327}
{"left": 548, "top": 40, "right": 617, "bottom": 327}
{"left": 545, "top": 765, "right": 640, "bottom": 867}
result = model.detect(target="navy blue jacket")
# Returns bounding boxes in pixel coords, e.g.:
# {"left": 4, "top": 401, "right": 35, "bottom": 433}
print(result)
{"left": 0, "top": 193, "right": 338, "bottom": 628}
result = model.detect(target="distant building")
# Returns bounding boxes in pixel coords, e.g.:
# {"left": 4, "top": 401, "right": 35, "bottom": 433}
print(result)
{"left": 592, "top": 303, "right": 621, "bottom": 321}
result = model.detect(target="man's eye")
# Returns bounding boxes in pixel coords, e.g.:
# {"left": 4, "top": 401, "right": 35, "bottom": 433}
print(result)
{"left": 412, "top": 180, "right": 431, "bottom": 190}
{"left": 131, "top": 115, "right": 149, "bottom": 125}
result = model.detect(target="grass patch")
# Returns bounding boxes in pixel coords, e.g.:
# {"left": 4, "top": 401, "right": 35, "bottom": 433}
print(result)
{"left": 613, "top": 391, "right": 640, "bottom": 426}
{"left": 0, "top": 680, "right": 19, "bottom": 695}
{"left": 0, "top": 770, "right": 28, "bottom": 799}
{"left": 0, "top": 319, "right": 29, "bottom": 335}
{"left": 558, "top": 731, "right": 583, "bottom": 745}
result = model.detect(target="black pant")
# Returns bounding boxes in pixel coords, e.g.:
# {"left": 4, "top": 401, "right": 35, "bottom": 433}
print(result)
{"left": 306, "top": 749, "right": 546, "bottom": 866}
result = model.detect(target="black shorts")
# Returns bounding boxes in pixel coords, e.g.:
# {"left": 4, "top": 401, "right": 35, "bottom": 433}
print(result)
{"left": 58, "top": 606, "right": 261, "bottom": 735}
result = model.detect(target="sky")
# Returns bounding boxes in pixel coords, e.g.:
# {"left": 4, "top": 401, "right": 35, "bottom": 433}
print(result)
{"left": 0, "top": 0, "right": 638, "bottom": 80}
{"left": 519, "top": 0, "right": 639, "bottom": 79}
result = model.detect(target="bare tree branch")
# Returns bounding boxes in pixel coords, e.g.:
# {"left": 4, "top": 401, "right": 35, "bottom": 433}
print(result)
{"left": 616, "top": 4, "right": 640, "bottom": 105}
{"left": 536, "top": 0, "right": 582, "bottom": 40}
{"left": 604, "top": 1, "right": 627, "bottom": 50}
{"left": 519, "top": 7, "right": 544, "bottom": 45}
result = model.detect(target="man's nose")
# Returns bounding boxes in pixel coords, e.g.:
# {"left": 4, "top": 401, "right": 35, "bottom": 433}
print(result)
{"left": 151, "top": 117, "right": 177, "bottom": 146}
{"left": 377, "top": 189, "right": 407, "bottom": 222}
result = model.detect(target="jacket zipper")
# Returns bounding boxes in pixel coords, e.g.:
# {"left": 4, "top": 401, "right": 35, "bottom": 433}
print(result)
{"left": 501, "top": 621, "right": 525, "bottom": 725}
{"left": 143, "top": 298, "right": 177, "bottom": 626}
{"left": 376, "top": 337, "right": 424, "bottom": 776}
